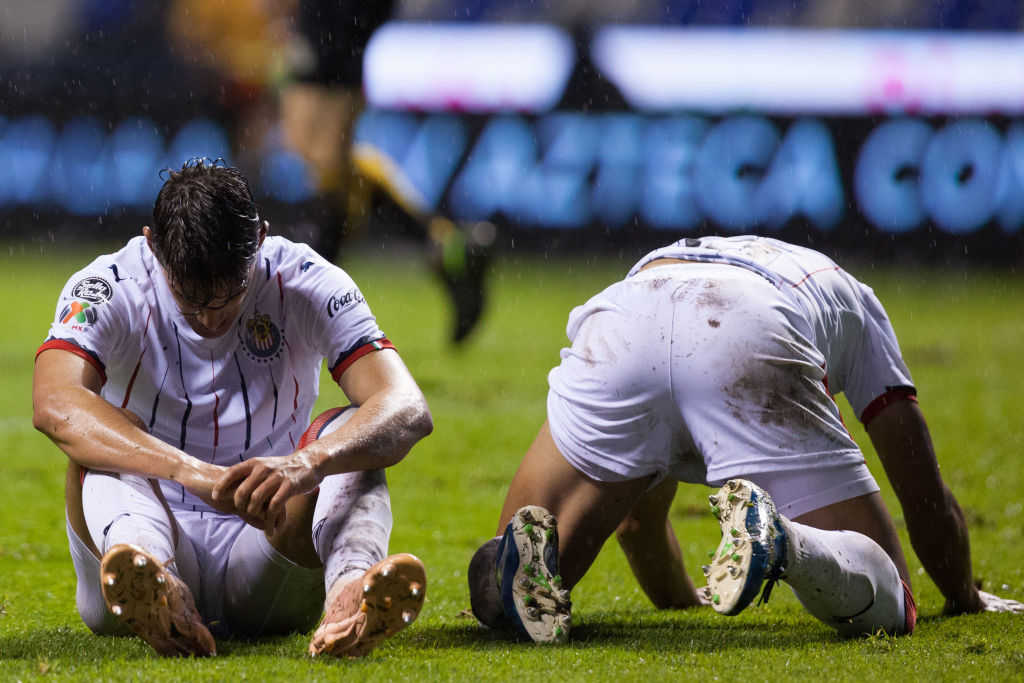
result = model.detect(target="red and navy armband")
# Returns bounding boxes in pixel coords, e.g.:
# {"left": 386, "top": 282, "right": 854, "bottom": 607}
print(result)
{"left": 36, "top": 338, "right": 107, "bottom": 385}
{"left": 329, "top": 337, "right": 395, "bottom": 382}
{"left": 859, "top": 385, "right": 917, "bottom": 426}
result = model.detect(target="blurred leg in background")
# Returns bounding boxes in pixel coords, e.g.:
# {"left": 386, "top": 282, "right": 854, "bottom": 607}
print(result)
{"left": 281, "top": 0, "right": 495, "bottom": 343}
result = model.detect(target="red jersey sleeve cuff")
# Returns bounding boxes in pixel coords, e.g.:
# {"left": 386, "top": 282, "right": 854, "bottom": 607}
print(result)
{"left": 330, "top": 338, "right": 395, "bottom": 382}
{"left": 859, "top": 386, "right": 917, "bottom": 426}
{"left": 36, "top": 339, "right": 107, "bottom": 385}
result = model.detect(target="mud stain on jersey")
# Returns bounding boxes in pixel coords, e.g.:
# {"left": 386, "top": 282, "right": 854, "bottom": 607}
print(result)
{"left": 724, "top": 357, "right": 850, "bottom": 452}
{"left": 696, "top": 281, "right": 731, "bottom": 310}
{"left": 644, "top": 277, "right": 672, "bottom": 291}
{"left": 726, "top": 357, "right": 817, "bottom": 431}
{"left": 669, "top": 279, "right": 701, "bottom": 303}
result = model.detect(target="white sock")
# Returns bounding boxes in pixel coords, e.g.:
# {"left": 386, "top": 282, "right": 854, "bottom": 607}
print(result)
{"left": 80, "top": 471, "right": 201, "bottom": 596}
{"left": 312, "top": 469, "right": 392, "bottom": 598}
{"left": 780, "top": 519, "right": 907, "bottom": 636}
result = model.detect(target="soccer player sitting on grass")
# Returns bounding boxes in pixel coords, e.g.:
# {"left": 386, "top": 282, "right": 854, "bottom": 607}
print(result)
{"left": 468, "top": 235, "right": 1023, "bottom": 643}
{"left": 32, "top": 158, "right": 433, "bottom": 658}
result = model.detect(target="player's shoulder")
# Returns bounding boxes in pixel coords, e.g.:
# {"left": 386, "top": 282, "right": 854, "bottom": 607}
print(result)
{"left": 60, "top": 236, "right": 155, "bottom": 304}
{"left": 262, "top": 236, "right": 356, "bottom": 287}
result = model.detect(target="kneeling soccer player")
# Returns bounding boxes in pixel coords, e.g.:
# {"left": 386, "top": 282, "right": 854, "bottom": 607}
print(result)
{"left": 469, "top": 235, "right": 1023, "bottom": 642}
{"left": 33, "top": 159, "right": 433, "bottom": 657}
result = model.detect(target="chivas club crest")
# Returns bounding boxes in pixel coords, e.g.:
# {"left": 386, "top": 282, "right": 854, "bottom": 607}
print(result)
{"left": 243, "top": 311, "right": 282, "bottom": 362}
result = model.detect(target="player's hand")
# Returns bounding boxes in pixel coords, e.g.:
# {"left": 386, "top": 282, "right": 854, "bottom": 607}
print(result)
{"left": 944, "top": 589, "right": 1024, "bottom": 615}
{"left": 179, "top": 461, "right": 267, "bottom": 528}
{"left": 976, "top": 590, "right": 1024, "bottom": 613}
{"left": 212, "top": 454, "right": 322, "bottom": 534}
{"left": 694, "top": 587, "right": 714, "bottom": 608}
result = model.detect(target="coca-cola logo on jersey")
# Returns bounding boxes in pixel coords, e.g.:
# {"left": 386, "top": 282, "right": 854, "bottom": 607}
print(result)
{"left": 326, "top": 289, "right": 365, "bottom": 318}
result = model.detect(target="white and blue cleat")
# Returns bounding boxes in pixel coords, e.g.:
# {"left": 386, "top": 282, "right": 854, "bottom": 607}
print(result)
{"left": 496, "top": 505, "right": 571, "bottom": 643}
{"left": 704, "top": 479, "right": 788, "bottom": 615}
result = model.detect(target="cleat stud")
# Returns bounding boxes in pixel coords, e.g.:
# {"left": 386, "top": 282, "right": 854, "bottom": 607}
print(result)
{"left": 732, "top": 538, "right": 742, "bottom": 546}
{"left": 523, "top": 524, "right": 534, "bottom": 536}
{"left": 731, "top": 553, "right": 741, "bottom": 562}
{"left": 707, "top": 548, "right": 716, "bottom": 559}
{"left": 363, "top": 583, "right": 372, "bottom": 594}
{"left": 710, "top": 505, "right": 720, "bottom": 516}
{"left": 726, "top": 480, "right": 738, "bottom": 490}
{"left": 545, "top": 527, "right": 555, "bottom": 541}
{"left": 401, "top": 610, "right": 415, "bottom": 624}
{"left": 555, "top": 626, "right": 564, "bottom": 637}
{"left": 360, "top": 600, "right": 369, "bottom": 613}
{"left": 381, "top": 565, "right": 393, "bottom": 578}
{"left": 708, "top": 494, "right": 719, "bottom": 505}
{"left": 728, "top": 493, "right": 738, "bottom": 502}
{"left": 382, "top": 597, "right": 393, "bottom": 609}
{"left": 134, "top": 555, "right": 147, "bottom": 568}
{"left": 155, "top": 575, "right": 165, "bottom": 585}
{"left": 728, "top": 566, "right": 739, "bottom": 577}
{"left": 105, "top": 576, "right": 116, "bottom": 587}
{"left": 519, "top": 577, "right": 531, "bottom": 589}
{"left": 111, "top": 604, "right": 123, "bottom": 616}
{"left": 712, "top": 594, "right": 721, "bottom": 604}
{"left": 702, "top": 564, "right": 711, "bottom": 575}
{"left": 410, "top": 586, "right": 421, "bottom": 598}
{"left": 526, "top": 607, "right": 540, "bottom": 620}
{"left": 558, "top": 590, "right": 571, "bottom": 601}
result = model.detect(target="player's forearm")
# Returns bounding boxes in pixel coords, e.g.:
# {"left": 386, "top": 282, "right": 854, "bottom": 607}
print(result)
{"left": 866, "top": 400, "right": 982, "bottom": 611}
{"left": 33, "top": 386, "right": 214, "bottom": 489}
{"left": 307, "top": 391, "right": 433, "bottom": 476}
{"left": 617, "top": 518, "right": 704, "bottom": 609}
{"left": 904, "top": 490, "right": 982, "bottom": 612}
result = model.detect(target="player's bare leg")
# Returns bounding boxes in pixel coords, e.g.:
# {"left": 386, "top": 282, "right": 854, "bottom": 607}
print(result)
{"left": 100, "top": 544, "right": 215, "bottom": 657}
{"left": 497, "top": 421, "right": 653, "bottom": 590}
{"left": 615, "top": 478, "right": 709, "bottom": 609}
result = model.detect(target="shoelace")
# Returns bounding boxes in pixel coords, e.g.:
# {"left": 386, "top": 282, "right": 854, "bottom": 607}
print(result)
{"left": 756, "top": 523, "right": 788, "bottom": 607}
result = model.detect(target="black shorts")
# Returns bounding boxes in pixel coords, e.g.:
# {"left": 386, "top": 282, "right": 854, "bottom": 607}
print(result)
{"left": 295, "top": 0, "right": 397, "bottom": 86}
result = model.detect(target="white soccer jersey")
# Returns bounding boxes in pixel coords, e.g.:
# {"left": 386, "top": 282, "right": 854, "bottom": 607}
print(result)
{"left": 39, "top": 235, "right": 391, "bottom": 511}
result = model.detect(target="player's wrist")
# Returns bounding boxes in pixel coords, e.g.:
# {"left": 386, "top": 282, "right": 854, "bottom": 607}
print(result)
{"left": 942, "top": 584, "right": 984, "bottom": 614}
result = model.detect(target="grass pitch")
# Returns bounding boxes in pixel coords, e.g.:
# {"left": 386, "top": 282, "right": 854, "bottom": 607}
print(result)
{"left": 1, "top": 237, "right": 1023, "bottom": 681}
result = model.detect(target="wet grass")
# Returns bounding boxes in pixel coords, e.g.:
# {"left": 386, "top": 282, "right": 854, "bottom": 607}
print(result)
{"left": 2, "top": 238, "right": 1023, "bottom": 681}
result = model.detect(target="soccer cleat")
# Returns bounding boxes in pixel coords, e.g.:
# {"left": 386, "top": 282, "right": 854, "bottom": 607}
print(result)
{"left": 705, "top": 479, "right": 788, "bottom": 616}
{"left": 496, "top": 505, "right": 571, "bottom": 643}
{"left": 100, "top": 543, "right": 216, "bottom": 657}
{"left": 309, "top": 553, "right": 426, "bottom": 658}
{"left": 429, "top": 217, "right": 496, "bottom": 344}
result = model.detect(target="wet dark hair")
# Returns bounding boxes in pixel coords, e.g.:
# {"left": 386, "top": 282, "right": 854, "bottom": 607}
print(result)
{"left": 150, "top": 158, "right": 262, "bottom": 307}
